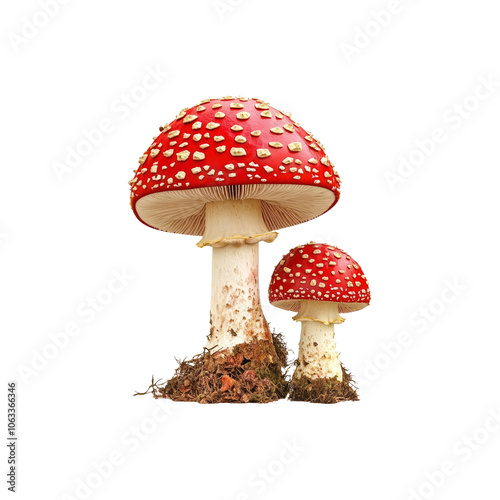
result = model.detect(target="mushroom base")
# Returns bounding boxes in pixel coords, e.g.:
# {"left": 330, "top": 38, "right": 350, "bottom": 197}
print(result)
{"left": 289, "top": 365, "right": 358, "bottom": 404}
{"left": 140, "top": 334, "right": 289, "bottom": 403}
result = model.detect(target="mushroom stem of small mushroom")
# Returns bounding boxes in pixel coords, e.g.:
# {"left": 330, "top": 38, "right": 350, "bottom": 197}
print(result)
{"left": 293, "top": 301, "right": 345, "bottom": 382}
{"left": 201, "top": 199, "right": 278, "bottom": 354}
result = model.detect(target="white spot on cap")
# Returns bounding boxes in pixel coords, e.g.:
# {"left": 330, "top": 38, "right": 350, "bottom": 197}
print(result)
{"left": 257, "top": 149, "right": 271, "bottom": 158}
{"left": 288, "top": 142, "right": 302, "bottom": 152}
{"left": 230, "top": 148, "right": 246, "bottom": 156}
{"left": 177, "top": 151, "right": 190, "bottom": 161}
{"left": 255, "top": 103, "right": 269, "bottom": 110}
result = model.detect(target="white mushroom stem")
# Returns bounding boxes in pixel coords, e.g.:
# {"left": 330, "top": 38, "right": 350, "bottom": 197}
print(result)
{"left": 200, "top": 199, "right": 277, "bottom": 354}
{"left": 207, "top": 243, "right": 272, "bottom": 352}
{"left": 293, "top": 300, "right": 345, "bottom": 325}
{"left": 293, "top": 301, "right": 345, "bottom": 381}
{"left": 197, "top": 199, "right": 277, "bottom": 248}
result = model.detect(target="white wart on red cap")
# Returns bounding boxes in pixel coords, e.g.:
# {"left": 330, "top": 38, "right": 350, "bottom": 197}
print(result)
{"left": 129, "top": 97, "right": 341, "bottom": 235}
{"left": 269, "top": 243, "right": 370, "bottom": 313}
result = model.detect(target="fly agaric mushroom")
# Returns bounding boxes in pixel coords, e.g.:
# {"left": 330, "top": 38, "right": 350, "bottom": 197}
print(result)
{"left": 129, "top": 97, "right": 341, "bottom": 379}
{"left": 269, "top": 242, "right": 370, "bottom": 403}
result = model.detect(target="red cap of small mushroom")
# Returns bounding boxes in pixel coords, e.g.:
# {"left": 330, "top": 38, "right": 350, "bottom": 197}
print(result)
{"left": 269, "top": 243, "right": 370, "bottom": 313}
{"left": 129, "top": 96, "right": 341, "bottom": 235}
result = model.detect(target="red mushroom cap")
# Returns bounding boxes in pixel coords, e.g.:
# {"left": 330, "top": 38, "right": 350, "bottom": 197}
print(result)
{"left": 129, "top": 96, "right": 341, "bottom": 235}
{"left": 269, "top": 242, "right": 370, "bottom": 313}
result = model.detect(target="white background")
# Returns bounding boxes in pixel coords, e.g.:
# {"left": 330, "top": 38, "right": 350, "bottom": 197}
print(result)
{"left": 2, "top": 0, "right": 500, "bottom": 499}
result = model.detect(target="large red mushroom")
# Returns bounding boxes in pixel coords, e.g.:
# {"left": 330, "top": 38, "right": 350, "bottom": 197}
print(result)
{"left": 129, "top": 97, "right": 341, "bottom": 401}
{"left": 269, "top": 242, "right": 370, "bottom": 403}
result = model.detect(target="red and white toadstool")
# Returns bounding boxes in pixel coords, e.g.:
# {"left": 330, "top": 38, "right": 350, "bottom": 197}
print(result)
{"left": 129, "top": 97, "right": 341, "bottom": 365}
{"left": 269, "top": 242, "right": 370, "bottom": 402}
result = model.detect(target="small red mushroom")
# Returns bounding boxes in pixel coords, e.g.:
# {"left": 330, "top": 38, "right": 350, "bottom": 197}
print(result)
{"left": 129, "top": 97, "right": 341, "bottom": 359}
{"left": 269, "top": 242, "right": 370, "bottom": 383}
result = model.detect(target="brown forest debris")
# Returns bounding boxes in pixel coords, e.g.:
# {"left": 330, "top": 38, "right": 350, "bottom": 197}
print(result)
{"left": 289, "top": 365, "right": 359, "bottom": 404}
{"left": 135, "top": 332, "right": 289, "bottom": 404}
